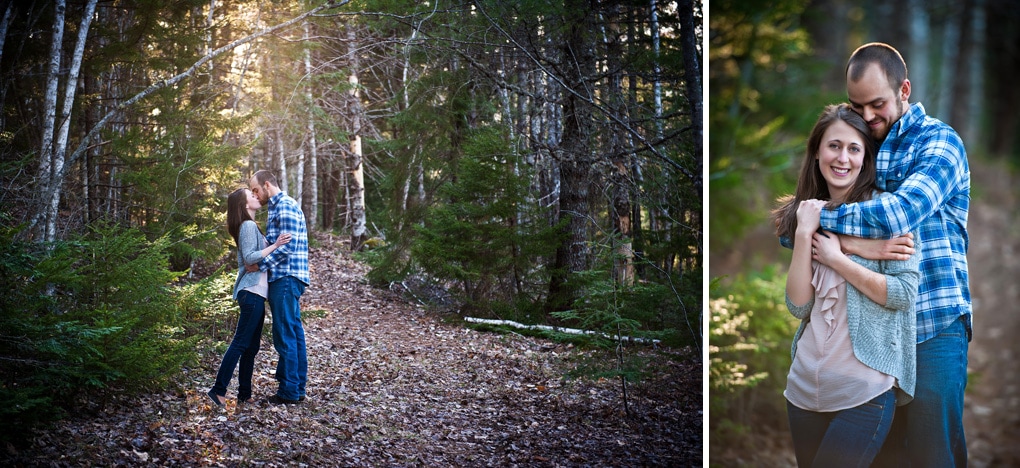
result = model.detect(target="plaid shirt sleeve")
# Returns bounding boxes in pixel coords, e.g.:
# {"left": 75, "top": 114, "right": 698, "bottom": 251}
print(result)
{"left": 260, "top": 192, "right": 310, "bottom": 285}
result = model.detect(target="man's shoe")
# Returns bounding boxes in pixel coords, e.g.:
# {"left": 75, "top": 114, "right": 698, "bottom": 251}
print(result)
{"left": 267, "top": 394, "right": 301, "bottom": 405}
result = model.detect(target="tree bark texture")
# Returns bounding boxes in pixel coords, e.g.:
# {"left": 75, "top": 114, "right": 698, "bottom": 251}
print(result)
{"left": 548, "top": 0, "right": 596, "bottom": 311}
{"left": 347, "top": 27, "right": 368, "bottom": 251}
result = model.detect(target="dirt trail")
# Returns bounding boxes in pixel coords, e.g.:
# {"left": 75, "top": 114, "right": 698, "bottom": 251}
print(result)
{"left": 3, "top": 234, "right": 700, "bottom": 466}
{"left": 962, "top": 161, "right": 1020, "bottom": 467}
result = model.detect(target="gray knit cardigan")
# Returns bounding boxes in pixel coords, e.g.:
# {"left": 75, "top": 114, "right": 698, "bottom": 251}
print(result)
{"left": 786, "top": 233, "right": 921, "bottom": 406}
{"left": 232, "top": 220, "right": 268, "bottom": 300}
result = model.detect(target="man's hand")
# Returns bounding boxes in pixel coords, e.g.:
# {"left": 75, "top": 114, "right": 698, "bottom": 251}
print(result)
{"left": 839, "top": 232, "right": 915, "bottom": 260}
{"left": 245, "top": 263, "right": 260, "bottom": 273}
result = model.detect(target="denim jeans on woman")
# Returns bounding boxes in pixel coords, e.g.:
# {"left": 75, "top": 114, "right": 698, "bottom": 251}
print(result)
{"left": 787, "top": 389, "right": 897, "bottom": 467}
{"left": 210, "top": 290, "right": 266, "bottom": 402}
{"left": 268, "top": 275, "right": 307, "bottom": 401}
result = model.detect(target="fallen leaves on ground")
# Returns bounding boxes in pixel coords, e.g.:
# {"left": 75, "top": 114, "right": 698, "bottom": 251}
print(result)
{"left": 3, "top": 233, "right": 701, "bottom": 467}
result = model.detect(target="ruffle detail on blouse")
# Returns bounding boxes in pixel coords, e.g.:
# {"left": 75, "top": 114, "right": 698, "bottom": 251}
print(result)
{"left": 811, "top": 262, "right": 844, "bottom": 337}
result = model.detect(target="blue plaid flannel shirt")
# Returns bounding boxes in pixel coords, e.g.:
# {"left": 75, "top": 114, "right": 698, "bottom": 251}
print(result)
{"left": 819, "top": 103, "right": 971, "bottom": 343}
{"left": 261, "top": 192, "right": 310, "bottom": 285}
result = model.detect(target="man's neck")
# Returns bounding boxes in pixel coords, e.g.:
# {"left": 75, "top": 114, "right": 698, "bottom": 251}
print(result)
{"left": 266, "top": 185, "right": 282, "bottom": 199}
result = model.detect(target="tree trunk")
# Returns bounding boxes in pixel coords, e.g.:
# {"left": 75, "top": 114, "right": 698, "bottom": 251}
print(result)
{"left": 907, "top": 0, "right": 930, "bottom": 104}
{"left": 548, "top": 0, "right": 596, "bottom": 311}
{"left": 933, "top": 4, "right": 961, "bottom": 118}
{"left": 0, "top": 1, "right": 13, "bottom": 130}
{"left": 680, "top": 0, "right": 703, "bottom": 275}
{"left": 347, "top": 27, "right": 368, "bottom": 251}
{"left": 604, "top": 3, "right": 634, "bottom": 286}
{"left": 46, "top": 0, "right": 97, "bottom": 240}
{"left": 650, "top": 0, "right": 663, "bottom": 138}
{"left": 296, "top": 146, "right": 305, "bottom": 202}
{"left": 34, "top": 0, "right": 65, "bottom": 241}
{"left": 303, "top": 21, "right": 319, "bottom": 230}
{"left": 321, "top": 150, "right": 338, "bottom": 230}
{"left": 950, "top": 0, "right": 984, "bottom": 147}
{"left": 626, "top": 6, "right": 646, "bottom": 280}
{"left": 275, "top": 126, "right": 287, "bottom": 193}
{"left": 802, "top": 0, "right": 848, "bottom": 94}
{"left": 680, "top": 0, "right": 702, "bottom": 193}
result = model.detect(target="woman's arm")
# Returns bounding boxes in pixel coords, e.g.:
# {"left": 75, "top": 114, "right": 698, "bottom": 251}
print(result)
{"left": 838, "top": 233, "right": 915, "bottom": 261}
{"left": 786, "top": 200, "right": 825, "bottom": 307}
{"left": 814, "top": 229, "right": 920, "bottom": 308}
{"left": 240, "top": 221, "right": 291, "bottom": 266}
{"left": 814, "top": 230, "right": 888, "bottom": 305}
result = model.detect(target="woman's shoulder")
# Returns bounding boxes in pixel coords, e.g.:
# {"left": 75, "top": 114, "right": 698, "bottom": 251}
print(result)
{"left": 239, "top": 220, "right": 261, "bottom": 235}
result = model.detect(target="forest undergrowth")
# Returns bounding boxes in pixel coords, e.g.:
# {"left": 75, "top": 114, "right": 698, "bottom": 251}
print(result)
{"left": 2, "top": 233, "right": 700, "bottom": 467}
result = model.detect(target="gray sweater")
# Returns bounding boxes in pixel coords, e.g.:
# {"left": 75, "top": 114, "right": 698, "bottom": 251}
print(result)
{"left": 232, "top": 220, "right": 268, "bottom": 300}
{"left": 786, "top": 233, "right": 921, "bottom": 405}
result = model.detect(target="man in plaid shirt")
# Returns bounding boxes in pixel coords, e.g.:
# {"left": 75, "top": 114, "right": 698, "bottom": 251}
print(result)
{"left": 821, "top": 43, "right": 971, "bottom": 467}
{"left": 250, "top": 170, "right": 310, "bottom": 404}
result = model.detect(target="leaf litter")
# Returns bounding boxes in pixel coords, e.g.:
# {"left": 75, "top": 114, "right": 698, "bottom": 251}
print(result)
{"left": 3, "top": 233, "right": 701, "bottom": 466}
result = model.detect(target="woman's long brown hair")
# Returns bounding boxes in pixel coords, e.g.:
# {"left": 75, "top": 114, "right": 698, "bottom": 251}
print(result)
{"left": 772, "top": 103, "right": 879, "bottom": 241}
{"left": 226, "top": 188, "right": 255, "bottom": 245}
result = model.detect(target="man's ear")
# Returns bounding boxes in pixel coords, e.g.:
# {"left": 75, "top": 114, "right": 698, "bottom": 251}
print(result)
{"left": 900, "top": 78, "right": 911, "bottom": 102}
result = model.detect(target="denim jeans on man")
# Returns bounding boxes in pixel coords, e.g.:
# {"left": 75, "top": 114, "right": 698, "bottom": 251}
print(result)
{"left": 211, "top": 290, "right": 266, "bottom": 402}
{"left": 268, "top": 276, "right": 307, "bottom": 401}
{"left": 787, "top": 389, "right": 896, "bottom": 467}
{"left": 873, "top": 316, "right": 969, "bottom": 468}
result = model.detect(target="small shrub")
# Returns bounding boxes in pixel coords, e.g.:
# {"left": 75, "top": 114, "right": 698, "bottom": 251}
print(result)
{"left": 0, "top": 221, "right": 199, "bottom": 443}
{"left": 709, "top": 266, "right": 799, "bottom": 456}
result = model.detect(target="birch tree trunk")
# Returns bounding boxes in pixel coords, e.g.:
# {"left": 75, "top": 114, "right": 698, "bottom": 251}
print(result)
{"left": 303, "top": 21, "right": 319, "bottom": 230}
{"left": 296, "top": 146, "right": 305, "bottom": 202}
{"left": 275, "top": 126, "right": 287, "bottom": 193}
{"left": 347, "top": 26, "right": 368, "bottom": 251}
{"left": 650, "top": 0, "right": 663, "bottom": 138}
{"left": 35, "top": 0, "right": 65, "bottom": 241}
{"left": 45, "top": 0, "right": 98, "bottom": 241}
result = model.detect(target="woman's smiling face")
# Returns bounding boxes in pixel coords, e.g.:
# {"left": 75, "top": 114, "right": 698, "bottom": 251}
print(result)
{"left": 817, "top": 119, "right": 866, "bottom": 203}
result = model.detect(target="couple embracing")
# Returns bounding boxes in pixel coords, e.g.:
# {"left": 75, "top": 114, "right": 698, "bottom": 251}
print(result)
{"left": 208, "top": 170, "right": 310, "bottom": 407}
{"left": 775, "top": 43, "right": 971, "bottom": 467}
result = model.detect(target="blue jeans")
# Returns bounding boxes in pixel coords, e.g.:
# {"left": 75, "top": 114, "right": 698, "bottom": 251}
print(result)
{"left": 268, "top": 276, "right": 307, "bottom": 400}
{"left": 874, "top": 316, "right": 969, "bottom": 468}
{"left": 787, "top": 389, "right": 896, "bottom": 467}
{"left": 211, "top": 290, "right": 265, "bottom": 402}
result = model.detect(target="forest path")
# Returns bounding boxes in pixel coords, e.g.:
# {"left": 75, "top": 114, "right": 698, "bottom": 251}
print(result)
{"left": 4, "top": 234, "right": 700, "bottom": 466}
{"left": 962, "top": 160, "right": 1020, "bottom": 467}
